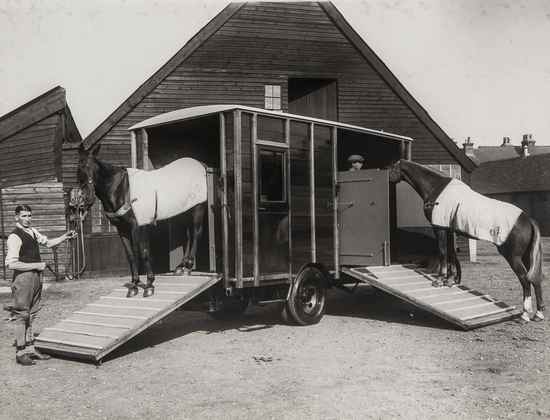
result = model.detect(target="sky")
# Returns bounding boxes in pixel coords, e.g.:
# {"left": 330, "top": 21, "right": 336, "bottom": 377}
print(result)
{"left": 1, "top": 0, "right": 550, "bottom": 148}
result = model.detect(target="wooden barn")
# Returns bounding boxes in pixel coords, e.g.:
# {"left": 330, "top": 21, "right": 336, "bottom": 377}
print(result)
{"left": 0, "top": 86, "right": 82, "bottom": 282}
{"left": 77, "top": 1, "right": 475, "bottom": 274}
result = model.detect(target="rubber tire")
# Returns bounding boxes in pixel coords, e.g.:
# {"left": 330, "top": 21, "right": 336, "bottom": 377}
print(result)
{"left": 208, "top": 296, "right": 249, "bottom": 321}
{"left": 285, "top": 266, "right": 327, "bottom": 325}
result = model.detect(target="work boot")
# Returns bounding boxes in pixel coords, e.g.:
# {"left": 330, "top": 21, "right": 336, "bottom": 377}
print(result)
{"left": 16, "top": 353, "right": 36, "bottom": 366}
{"left": 29, "top": 348, "right": 51, "bottom": 360}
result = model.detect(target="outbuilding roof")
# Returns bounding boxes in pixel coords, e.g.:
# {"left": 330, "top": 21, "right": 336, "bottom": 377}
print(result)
{"left": 128, "top": 104, "right": 413, "bottom": 143}
{"left": 471, "top": 153, "right": 550, "bottom": 194}
{"left": 0, "top": 86, "right": 81, "bottom": 143}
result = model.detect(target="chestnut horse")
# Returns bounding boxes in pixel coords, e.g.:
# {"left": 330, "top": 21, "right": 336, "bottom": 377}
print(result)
{"left": 389, "top": 159, "right": 545, "bottom": 322}
{"left": 75, "top": 145, "right": 207, "bottom": 298}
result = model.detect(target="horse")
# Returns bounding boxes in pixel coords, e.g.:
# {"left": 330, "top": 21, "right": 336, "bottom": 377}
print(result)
{"left": 75, "top": 144, "right": 208, "bottom": 298}
{"left": 389, "top": 159, "right": 545, "bottom": 322}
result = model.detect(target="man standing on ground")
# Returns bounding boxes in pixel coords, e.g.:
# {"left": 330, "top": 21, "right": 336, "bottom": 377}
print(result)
{"left": 5, "top": 204, "right": 76, "bottom": 366}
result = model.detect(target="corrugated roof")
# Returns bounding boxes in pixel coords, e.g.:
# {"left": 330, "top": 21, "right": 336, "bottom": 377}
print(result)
{"left": 471, "top": 153, "right": 550, "bottom": 194}
{"left": 128, "top": 104, "right": 413, "bottom": 143}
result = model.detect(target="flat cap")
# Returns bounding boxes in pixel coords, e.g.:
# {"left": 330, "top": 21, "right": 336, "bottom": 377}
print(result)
{"left": 347, "top": 154, "right": 365, "bottom": 163}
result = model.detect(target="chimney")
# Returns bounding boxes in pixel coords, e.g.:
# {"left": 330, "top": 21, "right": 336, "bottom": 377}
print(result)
{"left": 501, "top": 136, "right": 512, "bottom": 146}
{"left": 462, "top": 137, "right": 475, "bottom": 158}
{"left": 521, "top": 133, "right": 535, "bottom": 157}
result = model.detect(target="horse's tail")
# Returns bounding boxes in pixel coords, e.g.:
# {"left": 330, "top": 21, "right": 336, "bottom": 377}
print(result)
{"left": 526, "top": 218, "right": 542, "bottom": 282}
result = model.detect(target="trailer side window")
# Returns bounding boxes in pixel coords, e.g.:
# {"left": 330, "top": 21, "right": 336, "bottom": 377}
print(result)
{"left": 259, "top": 149, "right": 286, "bottom": 202}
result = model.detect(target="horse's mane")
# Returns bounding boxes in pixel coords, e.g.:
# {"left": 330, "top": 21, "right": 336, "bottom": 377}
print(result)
{"left": 401, "top": 159, "right": 450, "bottom": 179}
{"left": 93, "top": 157, "right": 126, "bottom": 180}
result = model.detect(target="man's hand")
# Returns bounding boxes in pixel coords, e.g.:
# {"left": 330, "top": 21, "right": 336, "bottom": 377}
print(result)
{"left": 36, "top": 262, "right": 47, "bottom": 271}
{"left": 65, "top": 230, "right": 77, "bottom": 240}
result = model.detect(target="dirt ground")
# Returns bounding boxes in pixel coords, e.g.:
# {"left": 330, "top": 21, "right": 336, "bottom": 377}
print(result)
{"left": 1, "top": 241, "right": 550, "bottom": 420}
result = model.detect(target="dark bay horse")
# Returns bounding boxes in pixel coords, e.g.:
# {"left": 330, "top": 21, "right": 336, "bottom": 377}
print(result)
{"left": 76, "top": 145, "right": 207, "bottom": 298}
{"left": 389, "top": 159, "right": 545, "bottom": 322}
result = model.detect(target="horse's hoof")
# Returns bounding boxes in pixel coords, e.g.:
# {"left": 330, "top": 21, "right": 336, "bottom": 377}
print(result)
{"left": 143, "top": 286, "right": 155, "bottom": 298}
{"left": 533, "top": 311, "right": 545, "bottom": 322}
{"left": 125, "top": 286, "right": 139, "bottom": 298}
{"left": 520, "top": 312, "right": 531, "bottom": 323}
{"left": 431, "top": 279, "right": 443, "bottom": 287}
{"left": 443, "top": 280, "right": 456, "bottom": 288}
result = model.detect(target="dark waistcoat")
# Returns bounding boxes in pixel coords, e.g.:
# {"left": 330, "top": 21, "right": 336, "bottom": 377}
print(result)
{"left": 12, "top": 227, "right": 41, "bottom": 264}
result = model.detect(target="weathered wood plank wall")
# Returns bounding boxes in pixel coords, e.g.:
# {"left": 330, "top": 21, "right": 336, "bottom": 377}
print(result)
{"left": 0, "top": 115, "right": 59, "bottom": 187}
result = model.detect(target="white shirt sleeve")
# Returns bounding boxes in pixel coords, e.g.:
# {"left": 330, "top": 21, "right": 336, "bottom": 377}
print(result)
{"left": 5, "top": 233, "right": 22, "bottom": 268}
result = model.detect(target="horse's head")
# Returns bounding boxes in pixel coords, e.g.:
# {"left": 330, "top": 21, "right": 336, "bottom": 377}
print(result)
{"left": 73, "top": 143, "right": 101, "bottom": 218}
{"left": 387, "top": 159, "right": 403, "bottom": 183}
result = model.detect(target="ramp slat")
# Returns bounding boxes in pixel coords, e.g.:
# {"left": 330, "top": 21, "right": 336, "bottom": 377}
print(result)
{"left": 67, "top": 313, "right": 141, "bottom": 328}
{"left": 63, "top": 319, "right": 132, "bottom": 330}
{"left": 44, "top": 327, "right": 119, "bottom": 339}
{"left": 37, "top": 329, "right": 113, "bottom": 348}
{"left": 342, "top": 266, "right": 521, "bottom": 329}
{"left": 35, "top": 274, "right": 222, "bottom": 361}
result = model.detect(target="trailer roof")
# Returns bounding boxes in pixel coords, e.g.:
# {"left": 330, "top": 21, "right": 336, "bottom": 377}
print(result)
{"left": 128, "top": 104, "right": 413, "bottom": 143}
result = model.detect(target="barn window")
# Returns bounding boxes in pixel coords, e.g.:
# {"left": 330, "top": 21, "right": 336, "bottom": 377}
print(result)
{"left": 259, "top": 149, "right": 286, "bottom": 202}
{"left": 264, "top": 85, "right": 281, "bottom": 111}
{"left": 427, "top": 164, "right": 462, "bottom": 180}
{"left": 91, "top": 201, "right": 115, "bottom": 233}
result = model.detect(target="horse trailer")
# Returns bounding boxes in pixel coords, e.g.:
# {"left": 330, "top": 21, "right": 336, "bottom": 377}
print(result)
{"left": 127, "top": 105, "right": 413, "bottom": 323}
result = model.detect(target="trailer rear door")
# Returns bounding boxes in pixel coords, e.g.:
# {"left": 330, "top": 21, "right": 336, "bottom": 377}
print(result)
{"left": 338, "top": 169, "right": 390, "bottom": 266}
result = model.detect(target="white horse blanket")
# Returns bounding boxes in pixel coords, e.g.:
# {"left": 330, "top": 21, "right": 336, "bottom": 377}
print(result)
{"left": 431, "top": 178, "right": 522, "bottom": 246}
{"left": 127, "top": 158, "right": 207, "bottom": 226}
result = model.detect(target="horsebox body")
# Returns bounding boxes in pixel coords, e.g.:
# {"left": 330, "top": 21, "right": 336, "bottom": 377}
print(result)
{"left": 126, "top": 105, "right": 410, "bottom": 290}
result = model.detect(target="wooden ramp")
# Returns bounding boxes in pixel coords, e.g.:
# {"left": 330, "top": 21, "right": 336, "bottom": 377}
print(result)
{"left": 341, "top": 265, "right": 521, "bottom": 330}
{"left": 35, "top": 274, "right": 221, "bottom": 362}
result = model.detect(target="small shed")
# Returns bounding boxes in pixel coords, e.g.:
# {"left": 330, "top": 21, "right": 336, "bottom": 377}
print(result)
{"left": 0, "top": 86, "right": 82, "bottom": 281}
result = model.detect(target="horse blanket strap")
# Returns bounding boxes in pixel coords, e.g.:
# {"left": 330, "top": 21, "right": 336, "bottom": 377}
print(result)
{"left": 127, "top": 158, "right": 207, "bottom": 226}
{"left": 103, "top": 202, "right": 133, "bottom": 221}
{"left": 431, "top": 178, "right": 522, "bottom": 246}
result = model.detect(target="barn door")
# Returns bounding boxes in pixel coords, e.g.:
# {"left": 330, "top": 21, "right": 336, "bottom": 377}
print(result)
{"left": 288, "top": 78, "right": 337, "bottom": 120}
{"left": 338, "top": 169, "right": 390, "bottom": 266}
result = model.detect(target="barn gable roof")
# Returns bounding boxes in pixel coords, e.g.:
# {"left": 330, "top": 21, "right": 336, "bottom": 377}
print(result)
{"left": 0, "top": 85, "right": 82, "bottom": 143}
{"left": 83, "top": 1, "right": 475, "bottom": 172}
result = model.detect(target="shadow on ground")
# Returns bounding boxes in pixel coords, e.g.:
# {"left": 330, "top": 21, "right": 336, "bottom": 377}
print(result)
{"left": 325, "top": 286, "right": 457, "bottom": 331}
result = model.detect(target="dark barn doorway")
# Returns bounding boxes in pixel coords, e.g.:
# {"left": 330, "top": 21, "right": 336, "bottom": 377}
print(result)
{"left": 288, "top": 78, "right": 337, "bottom": 120}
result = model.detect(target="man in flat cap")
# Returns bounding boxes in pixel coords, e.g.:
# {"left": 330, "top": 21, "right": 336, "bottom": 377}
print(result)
{"left": 347, "top": 154, "right": 365, "bottom": 171}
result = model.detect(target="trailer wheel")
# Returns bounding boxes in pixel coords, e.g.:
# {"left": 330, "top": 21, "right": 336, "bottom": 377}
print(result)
{"left": 286, "top": 266, "right": 327, "bottom": 325}
{"left": 208, "top": 296, "right": 249, "bottom": 321}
